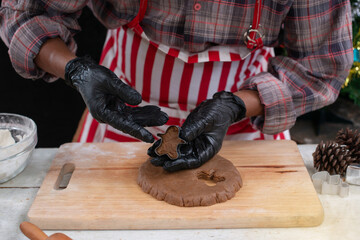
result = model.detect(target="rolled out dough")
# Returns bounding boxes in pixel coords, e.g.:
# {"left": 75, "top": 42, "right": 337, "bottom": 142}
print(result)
{"left": 137, "top": 155, "right": 243, "bottom": 207}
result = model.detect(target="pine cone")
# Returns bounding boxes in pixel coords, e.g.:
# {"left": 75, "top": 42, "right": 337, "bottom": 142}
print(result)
{"left": 313, "top": 141, "right": 357, "bottom": 176}
{"left": 336, "top": 128, "right": 360, "bottom": 160}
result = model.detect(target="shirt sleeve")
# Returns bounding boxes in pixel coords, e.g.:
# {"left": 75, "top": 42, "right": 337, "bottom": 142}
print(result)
{"left": 240, "top": 0, "right": 353, "bottom": 135}
{"left": 0, "top": 0, "right": 87, "bottom": 82}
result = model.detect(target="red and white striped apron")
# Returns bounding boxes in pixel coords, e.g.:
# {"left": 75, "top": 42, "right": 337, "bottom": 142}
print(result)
{"left": 76, "top": 1, "right": 290, "bottom": 143}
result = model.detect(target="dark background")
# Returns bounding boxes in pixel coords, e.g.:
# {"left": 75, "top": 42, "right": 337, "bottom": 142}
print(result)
{"left": 0, "top": 6, "right": 107, "bottom": 147}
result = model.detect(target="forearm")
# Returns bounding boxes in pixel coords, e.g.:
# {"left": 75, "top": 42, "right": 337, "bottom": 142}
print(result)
{"left": 234, "top": 90, "right": 264, "bottom": 117}
{"left": 1, "top": 0, "right": 82, "bottom": 81}
{"left": 34, "top": 38, "right": 76, "bottom": 80}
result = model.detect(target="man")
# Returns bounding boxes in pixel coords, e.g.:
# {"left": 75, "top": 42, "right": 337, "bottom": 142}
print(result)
{"left": 0, "top": 0, "right": 353, "bottom": 171}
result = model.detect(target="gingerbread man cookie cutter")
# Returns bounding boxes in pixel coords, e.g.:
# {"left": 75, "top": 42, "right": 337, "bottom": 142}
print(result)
{"left": 155, "top": 125, "right": 186, "bottom": 160}
{"left": 312, "top": 171, "right": 349, "bottom": 198}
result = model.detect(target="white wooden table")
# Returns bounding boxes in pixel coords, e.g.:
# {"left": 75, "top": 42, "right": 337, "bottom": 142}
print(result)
{"left": 1, "top": 145, "right": 359, "bottom": 240}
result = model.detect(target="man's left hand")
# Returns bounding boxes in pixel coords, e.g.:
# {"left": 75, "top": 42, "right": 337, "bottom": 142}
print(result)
{"left": 148, "top": 91, "right": 246, "bottom": 172}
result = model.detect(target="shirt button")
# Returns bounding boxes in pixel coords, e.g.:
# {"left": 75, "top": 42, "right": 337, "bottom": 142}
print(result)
{"left": 194, "top": 3, "right": 201, "bottom": 11}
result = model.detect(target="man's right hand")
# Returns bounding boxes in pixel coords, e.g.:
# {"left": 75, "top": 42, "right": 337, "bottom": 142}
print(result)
{"left": 64, "top": 56, "right": 168, "bottom": 143}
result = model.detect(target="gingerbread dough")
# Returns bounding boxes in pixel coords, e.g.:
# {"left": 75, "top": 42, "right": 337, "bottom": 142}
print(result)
{"left": 137, "top": 155, "right": 243, "bottom": 207}
{"left": 155, "top": 125, "right": 185, "bottom": 159}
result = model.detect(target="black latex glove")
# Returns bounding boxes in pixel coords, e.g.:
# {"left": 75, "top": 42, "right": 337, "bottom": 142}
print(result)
{"left": 65, "top": 56, "right": 168, "bottom": 143}
{"left": 148, "top": 91, "right": 246, "bottom": 171}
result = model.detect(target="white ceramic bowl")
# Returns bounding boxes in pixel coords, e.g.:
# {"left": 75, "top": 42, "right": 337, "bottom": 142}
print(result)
{"left": 0, "top": 113, "right": 37, "bottom": 183}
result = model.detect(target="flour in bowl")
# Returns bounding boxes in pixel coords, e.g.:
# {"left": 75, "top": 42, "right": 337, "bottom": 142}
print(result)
{"left": 0, "top": 129, "right": 15, "bottom": 148}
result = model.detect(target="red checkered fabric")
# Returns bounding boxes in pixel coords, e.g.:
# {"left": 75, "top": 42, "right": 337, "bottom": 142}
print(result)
{"left": 0, "top": 0, "right": 353, "bottom": 136}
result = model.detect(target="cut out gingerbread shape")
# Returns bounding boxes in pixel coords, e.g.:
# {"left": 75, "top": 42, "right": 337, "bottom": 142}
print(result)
{"left": 155, "top": 125, "right": 186, "bottom": 159}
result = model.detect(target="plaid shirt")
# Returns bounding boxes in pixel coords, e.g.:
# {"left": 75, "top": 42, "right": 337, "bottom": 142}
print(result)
{"left": 0, "top": 0, "right": 353, "bottom": 134}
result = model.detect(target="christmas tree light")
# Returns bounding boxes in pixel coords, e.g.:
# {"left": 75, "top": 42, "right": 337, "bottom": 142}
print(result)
{"left": 341, "top": 0, "right": 360, "bottom": 106}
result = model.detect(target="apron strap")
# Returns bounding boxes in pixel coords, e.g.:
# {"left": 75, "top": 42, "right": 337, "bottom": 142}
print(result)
{"left": 126, "top": 0, "right": 148, "bottom": 32}
{"left": 245, "top": 0, "right": 264, "bottom": 50}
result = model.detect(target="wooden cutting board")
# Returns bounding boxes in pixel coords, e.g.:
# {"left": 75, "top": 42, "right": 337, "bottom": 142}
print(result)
{"left": 28, "top": 140, "right": 323, "bottom": 229}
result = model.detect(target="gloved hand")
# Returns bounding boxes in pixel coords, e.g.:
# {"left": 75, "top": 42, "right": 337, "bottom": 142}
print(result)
{"left": 148, "top": 91, "right": 246, "bottom": 171}
{"left": 65, "top": 56, "right": 168, "bottom": 143}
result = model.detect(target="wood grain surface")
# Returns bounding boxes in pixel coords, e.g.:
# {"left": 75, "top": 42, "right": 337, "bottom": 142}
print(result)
{"left": 28, "top": 140, "right": 323, "bottom": 229}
